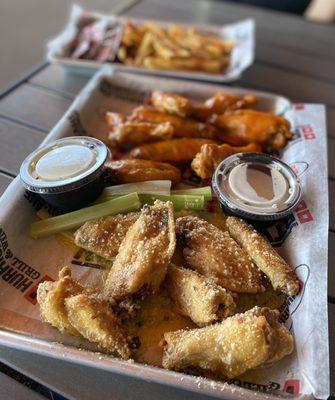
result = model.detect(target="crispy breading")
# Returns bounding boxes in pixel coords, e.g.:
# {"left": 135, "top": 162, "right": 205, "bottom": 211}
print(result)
{"left": 106, "top": 159, "right": 181, "bottom": 184}
{"left": 191, "top": 142, "right": 262, "bottom": 179}
{"left": 176, "top": 216, "right": 264, "bottom": 293}
{"left": 166, "top": 264, "right": 236, "bottom": 326}
{"left": 108, "top": 121, "right": 174, "bottom": 146}
{"left": 226, "top": 216, "right": 300, "bottom": 296}
{"left": 37, "top": 267, "right": 83, "bottom": 335}
{"left": 150, "top": 91, "right": 192, "bottom": 118}
{"left": 65, "top": 293, "right": 131, "bottom": 359}
{"left": 104, "top": 201, "right": 176, "bottom": 300}
{"left": 162, "top": 306, "right": 293, "bottom": 378}
{"left": 129, "top": 106, "right": 218, "bottom": 139}
{"left": 74, "top": 213, "right": 139, "bottom": 260}
{"left": 212, "top": 109, "right": 292, "bottom": 150}
{"left": 128, "top": 138, "right": 217, "bottom": 163}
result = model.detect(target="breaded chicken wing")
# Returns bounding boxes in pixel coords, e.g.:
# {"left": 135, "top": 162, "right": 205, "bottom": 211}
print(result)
{"left": 106, "top": 159, "right": 181, "bottom": 184}
{"left": 129, "top": 106, "right": 218, "bottom": 139}
{"left": 191, "top": 142, "right": 262, "bottom": 179}
{"left": 65, "top": 293, "right": 131, "bottom": 359}
{"left": 37, "top": 267, "right": 83, "bottom": 335}
{"left": 128, "top": 138, "right": 217, "bottom": 163}
{"left": 166, "top": 264, "right": 236, "bottom": 326}
{"left": 104, "top": 201, "right": 176, "bottom": 300}
{"left": 226, "top": 216, "right": 300, "bottom": 296}
{"left": 108, "top": 121, "right": 174, "bottom": 146}
{"left": 212, "top": 109, "right": 292, "bottom": 150}
{"left": 176, "top": 216, "right": 264, "bottom": 293}
{"left": 162, "top": 306, "right": 293, "bottom": 378}
{"left": 74, "top": 213, "right": 139, "bottom": 260}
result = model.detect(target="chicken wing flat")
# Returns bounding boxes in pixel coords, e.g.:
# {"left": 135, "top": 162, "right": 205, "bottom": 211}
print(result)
{"left": 65, "top": 293, "right": 131, "bottom": 359}
{"left": 149, "top": 91, "right": 258, "bottom": 121}
{"left": 193, "top": 92, "right": 258, "bottom": 121}
{"left": 226, "top": 216, "right": 300, "bottom": 296}
{"left": 108, "top": 121, "right": 174, "bottom": 146}
{"left": 162, "top": 306, "right": 293, "bottom": 378}
{"left": 176, "top": 216, "right": 264, "bottom": 293}
{"left": 105, "top": 111, "right": 126, "bottom": 126}
{"left": 166, "top": 264, "right": 236, "bottom": 326}
{"left": 37, "top": 267, "right": 83, "bottom": 335}
{"left": 191, "top": 142, "right": 262, "bottom": 179}
{"left": 104, "top": 200, "right": 176, "bottom": 300}
{"left": 212, "top": 109, "right": 292, "bottom": 150}
{"left": 150, "top": 91, "right": 192, "bottom": 118}
{"left": 130, "top": 106, "right": 218, "bottom": 139}
{"left": 74, "top": 213, "right": 139, "bottom": 260}
{"left": 106, "top": 159, "right": 181, "bottom": 184}
{"left": 128, "top": 138, "right": 217, "bottom": 163}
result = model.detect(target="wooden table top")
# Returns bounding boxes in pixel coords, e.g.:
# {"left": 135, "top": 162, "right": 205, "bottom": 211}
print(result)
{"left": 0, "top": 0, "right": 333, "bottom": 398}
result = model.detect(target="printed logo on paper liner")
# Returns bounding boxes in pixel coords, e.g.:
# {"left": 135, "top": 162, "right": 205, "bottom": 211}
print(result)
{"left": 0, "top": 228, "right": 51, "bottom": 304}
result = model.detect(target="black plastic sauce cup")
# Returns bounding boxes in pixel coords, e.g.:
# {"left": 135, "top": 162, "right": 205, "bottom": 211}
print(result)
{"left": 20, "top": 136, "right": 110, "bottom": 212}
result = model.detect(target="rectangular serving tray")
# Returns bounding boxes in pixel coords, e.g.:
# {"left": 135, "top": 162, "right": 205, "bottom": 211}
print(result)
{"left": 0, "top": 66, "right": 328, "bottom": 400}
{"left": 47, "top": 5, "right": 255, "bottom": 82}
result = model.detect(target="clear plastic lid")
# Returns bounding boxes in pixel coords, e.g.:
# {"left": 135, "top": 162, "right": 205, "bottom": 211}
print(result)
{"left": 212, "top": 153, "right": 301, "bottom": 221}
{"left": 20, "top": 136, "right": 109, "bottom": 194}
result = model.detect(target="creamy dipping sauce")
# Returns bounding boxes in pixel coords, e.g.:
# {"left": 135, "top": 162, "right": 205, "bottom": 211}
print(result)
{"left": 35, "top": 145, "right": 96, "bottom": 181}
{"left": 228, "top": 163, "right": 288, "bottom": 206}
{"left": 212, "top": 153, "right": 301, "bottom": 221}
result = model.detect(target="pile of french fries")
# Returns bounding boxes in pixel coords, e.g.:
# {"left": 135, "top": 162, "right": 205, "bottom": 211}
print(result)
{"left": 117, "top": 21, "right": 235, "bottom": 73}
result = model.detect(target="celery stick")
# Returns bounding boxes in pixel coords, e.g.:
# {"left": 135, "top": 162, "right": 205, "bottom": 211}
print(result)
{"left": 172, "top": 186, "right": 212, "bottom": 200}
{"left": 139, "top": 194, "right": 205, "bottom": 211}
{"left": 30, "top": 193, "right": 141, "bottom": 239}
{"left": 103, "top": 180, "right": 171, "bottom": 197}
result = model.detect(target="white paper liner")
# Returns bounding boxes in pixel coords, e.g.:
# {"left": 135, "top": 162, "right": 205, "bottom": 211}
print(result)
{"left": 0, "top": 67, "right": 329, "bottom": 399}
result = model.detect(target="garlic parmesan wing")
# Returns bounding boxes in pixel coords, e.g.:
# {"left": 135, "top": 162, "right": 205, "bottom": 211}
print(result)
{"left": 162, "top": 306, "right": 293, "bottom": 378}
{"left": 226, "top": 216, "right": 300, "bottom": 296}
{"left": 104, "top": 200, "right": 176, "bottom": 300}
{"left": 65, "top": 293, "right": 131, "bottom": 359}
{"left": 166, "top": 264, "right": 236, "bottom": 326}
{"left": 37, "top": 267, "right": 83, "bottom": 335}
{"left": 176, "top": 216, "right": 264, "bottom": 293}
{"left": 74, "top": 213, "right": 139, "bottom": 260}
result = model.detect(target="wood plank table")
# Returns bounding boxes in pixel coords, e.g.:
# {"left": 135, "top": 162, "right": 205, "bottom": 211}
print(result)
{"left": 0, "top": 0, "right": 334, "bottom": 398}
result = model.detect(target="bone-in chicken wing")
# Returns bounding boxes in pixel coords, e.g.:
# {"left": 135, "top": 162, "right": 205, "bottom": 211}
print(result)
{"left": 191, "top": 142, "right": 262, "bottom": 179}
{"left": 37, "top": 267, "right": 83, "bottom": 335}
{"left": 74, "top": 213, "right": 139, "bottom": 260}
{"left": 150, "top": 91, "right": 192, "bottom": 118}
{"left": 108, "top": 121, "right": 174, "bottom": 146}
{"left": 166, "top": 264, "right": 236, "bottom": 326}
{"left": 106, "top": 159, "right": 181, "bottom": 184}
{"left": 65, "top": 293, "right": 131, "bottom": 359}
{"left": 176, "top": 216, "right": 264, "bottom": 293}
{"left": 212, "top": 109, "right": 292, "bottom": 150}
{"left": 130, "top": 106, "right": 217, "bottom": 139}
{"left": 149, "top": 91, "right": 258, "bottom": 121}
{"left": 193, "top": 91, "right": 258, "bottom": 121}
{"left": 128, "top": 138, "right": 217, "bottom": 163}
{"left": 104, "top": 200, "right": 176, "bottom": 300}
{"left": 226, "top": 216, "right": 300, "bottom": 296}
{"left": 162, "top": 306, "right": 293, "bottom": 378}
{"left": 105, "top": 111, "right": 126, "bottom": 126}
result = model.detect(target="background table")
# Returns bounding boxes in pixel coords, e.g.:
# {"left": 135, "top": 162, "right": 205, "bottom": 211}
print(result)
{"left": 0, "top": 0, "right": 334, "bottom": 398}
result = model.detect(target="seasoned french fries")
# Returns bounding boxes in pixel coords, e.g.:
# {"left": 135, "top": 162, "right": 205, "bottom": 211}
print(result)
{"left": 117, "top": 21, "right": 234, "bottom": 73}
